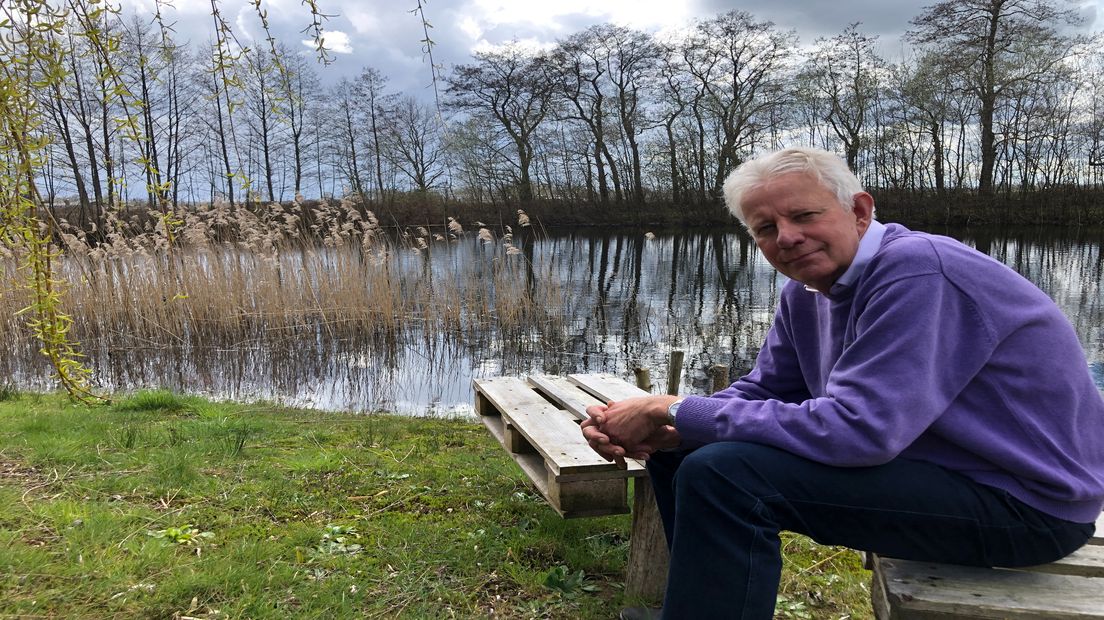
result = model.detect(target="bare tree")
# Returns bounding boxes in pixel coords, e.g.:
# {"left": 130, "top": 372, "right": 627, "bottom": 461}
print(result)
{"left": 802, "top": 24, "right": 883, "bottom": 170}
{"left": 243, "top": 46, "right": 286, "bottom": 201}
{"left": 446, "top": 43, "right": 554, "bottom": 203}
{"left": 275, "top": 46, "right": 319, "bottom": 198}
{"left": 548, "top": 25, "right": 659, "bottom": 206}
{"left": 893, "top": 52, "right": 964, "bottom": 193}
{"left": 382, "top": 96, "right": 444, "bottom": 193}
{"left": 908, "top": 0, "right": 1084, "bottom": 194}
{"left": 683, "top": 11, "right": 796, "bottom": 197}
{"left": 122, "top": 17, "right": 173, "bottom": 208}
{"left": 599, "top": 25, "right": 661, "bottom": 205}
{"left": 442, "top": 115, "right": 516, "bottom": 205}
{"left": 548, "top": 27, "right": 620, "bottom": 205}
{"left": 39, "top": 32, "right": 94, "bottom": 224}
{"left": 331, "top": 78, "right": 365, "bottom": 197}
{"left": 1079, "top": 47, "right": 1104, "bottom": 185}
{"left": 159, "top": 32, "right": 196, "bottom": 209}
{"left": 352, "top": 67, "right": 393, "bottom": 202}
{"left": 655, "top": 43, "right": 696, "bottom": 204}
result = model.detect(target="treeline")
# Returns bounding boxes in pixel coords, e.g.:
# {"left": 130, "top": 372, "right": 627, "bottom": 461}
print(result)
{"left": 26, "top": 0, "right": 1104, "bottom": 230}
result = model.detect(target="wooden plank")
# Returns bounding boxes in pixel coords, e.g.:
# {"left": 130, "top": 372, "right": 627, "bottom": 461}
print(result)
{"left": 549, "top": 476, "right": 629, "bottom": 518}
{"left": 474, "top": 377, "right": 614, "bottom": 477}
{"left": 478, "top": 415, "right": 552, "bottom": 501}
{"left": 473, "top": 376, "right": 549, "bottom": 415}
{"left": 568, "top": 373, "right": 651, "bottom": 402}
{"left": 873, "top": 555, "right": 1104, "bottom": 619}
{"left": 475, "top": 377, "right": 541, "bottom": 455}
{"left": 1023, "top": 544, "right": 1104, "bottom": 578}
{"left": 528, "top": 374, "right": 599, "bottom": 420}
{"left": 528, "top": 374, "right": 647, "bottom": 478}
{"left": 871, "top": 556, "right": 895, "bottom": 620}
{"left": 625, "top": 477, "right": 669, "bottom": 603}
{"left": 506, "top": 404, "right": 614, "bottom": 477}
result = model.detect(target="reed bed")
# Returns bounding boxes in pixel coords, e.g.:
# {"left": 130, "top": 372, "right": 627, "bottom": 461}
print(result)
{"left": 0, "top": 198, "right": 566, "bottom": 409}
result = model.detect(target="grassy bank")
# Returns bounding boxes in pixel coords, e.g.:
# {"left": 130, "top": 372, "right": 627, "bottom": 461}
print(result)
{"left": 0, "top": 390, "right": 872, "bottom": 619}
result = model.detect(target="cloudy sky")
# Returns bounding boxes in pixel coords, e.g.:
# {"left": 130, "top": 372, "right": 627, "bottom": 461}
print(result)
{"left": 123, "top": 0, "right": 1101, "bottom": 98}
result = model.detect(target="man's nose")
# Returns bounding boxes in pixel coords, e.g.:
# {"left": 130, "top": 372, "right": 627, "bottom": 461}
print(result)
{"left": 776, "top": 221, "right": 803, "bottom": 248}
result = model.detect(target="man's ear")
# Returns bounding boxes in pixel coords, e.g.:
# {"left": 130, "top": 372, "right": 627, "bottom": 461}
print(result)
{"left": 851, "top": 192, "right": 875, "bottom": 229}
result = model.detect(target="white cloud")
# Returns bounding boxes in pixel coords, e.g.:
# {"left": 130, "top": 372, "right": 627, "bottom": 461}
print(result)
{"left": 303, "top": 29, "right": 353, "bottom": 54}
{"left": 458, "top": 16, "right": 483, "bottom": 41}
{"left": 467, "top": 0, "right": 692, "bottom": 31}
{"left": 471, "top": 37, "right": 558, "bottom": 55}
{"left": 345, "top": 8, "right": 382, "bottom": 35}
{"left": 234, "top": 7, "right": 255, "bottom": 42}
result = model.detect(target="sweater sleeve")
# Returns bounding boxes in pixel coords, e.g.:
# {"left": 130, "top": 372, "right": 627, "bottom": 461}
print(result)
{"left": 675, "top": 270, "right": 999, "bottom": 466}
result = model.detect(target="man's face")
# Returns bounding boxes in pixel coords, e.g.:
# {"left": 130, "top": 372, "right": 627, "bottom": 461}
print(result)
{"left": 740, "top": 172, "right": 872, "bottom": 293}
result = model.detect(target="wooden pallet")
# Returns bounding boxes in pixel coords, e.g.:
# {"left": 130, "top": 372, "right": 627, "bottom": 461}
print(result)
{"left": 872, "top": 513, "right": 1104, "bottom": 619}
{"left": 473, "top": 373, "right": 648, "bottom": 518}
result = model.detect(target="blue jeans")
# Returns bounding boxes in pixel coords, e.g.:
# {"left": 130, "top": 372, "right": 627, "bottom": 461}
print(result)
{"left": 647, "top": 442, "right": 1095, "bottom": 620}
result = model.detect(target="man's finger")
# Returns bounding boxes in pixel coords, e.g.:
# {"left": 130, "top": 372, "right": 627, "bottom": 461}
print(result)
{"left": 582, "top": 427, "right": 609, "bottom": 443}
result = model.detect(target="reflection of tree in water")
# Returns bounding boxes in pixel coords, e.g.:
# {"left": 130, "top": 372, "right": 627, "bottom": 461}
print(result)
{"left": 488, "top": 230, "right": 784, "bottom": 397}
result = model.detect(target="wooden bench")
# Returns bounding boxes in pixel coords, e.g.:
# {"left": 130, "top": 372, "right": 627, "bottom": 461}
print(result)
{"left": 872, "top": 513, "right": 1104, "bottom": 618}
{"left": 473, "top": 373, "right": 668, "bottom": 599}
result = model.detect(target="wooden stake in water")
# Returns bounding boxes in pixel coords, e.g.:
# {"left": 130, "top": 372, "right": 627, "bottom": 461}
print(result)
{"left": 666, "top": 350, "right": 685, "bottom": 396}
{"left": 709, "top": 364, "right": 730, "bottom": 394}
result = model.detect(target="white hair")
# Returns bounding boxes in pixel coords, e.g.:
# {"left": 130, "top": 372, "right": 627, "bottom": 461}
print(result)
{"left": 722, "top": 148, "right": 867, "bottom": 226}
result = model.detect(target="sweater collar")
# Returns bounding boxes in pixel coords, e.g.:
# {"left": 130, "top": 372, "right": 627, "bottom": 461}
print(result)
{"left": 804, "top": 220, "right": 886, "bottom": 296}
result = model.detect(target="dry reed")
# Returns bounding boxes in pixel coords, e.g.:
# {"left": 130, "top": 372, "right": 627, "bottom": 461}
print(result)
{"left": 0, "top": 198, "right": 565, "bottom": 399}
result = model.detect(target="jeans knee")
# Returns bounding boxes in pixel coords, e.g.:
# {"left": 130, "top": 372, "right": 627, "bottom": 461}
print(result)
{"left": 675, "top": 442, "right": 780, "bottom": 495}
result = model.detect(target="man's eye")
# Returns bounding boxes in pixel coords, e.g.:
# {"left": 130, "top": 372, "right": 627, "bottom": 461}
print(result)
{"left": 755, "top": 224, "right": 775, "bottom": 236}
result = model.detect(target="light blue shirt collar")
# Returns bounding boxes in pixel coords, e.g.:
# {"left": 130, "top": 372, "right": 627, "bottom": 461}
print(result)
{"left": 820, "top": 220, "right": 886, "bottom": 296}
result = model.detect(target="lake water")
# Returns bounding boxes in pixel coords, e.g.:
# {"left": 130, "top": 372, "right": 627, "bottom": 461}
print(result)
{"left": 4, "top": 225, "right": 1102, "bottom": 415}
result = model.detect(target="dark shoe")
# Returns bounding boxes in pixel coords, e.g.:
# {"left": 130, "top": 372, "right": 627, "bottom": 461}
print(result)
{"left": 619, "top": 606, "right": 662, "bottom": 620}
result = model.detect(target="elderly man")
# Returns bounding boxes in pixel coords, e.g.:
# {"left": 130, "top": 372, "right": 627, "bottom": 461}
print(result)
{"left": 582, "top": 148, "right": 1104, "bottom": 620}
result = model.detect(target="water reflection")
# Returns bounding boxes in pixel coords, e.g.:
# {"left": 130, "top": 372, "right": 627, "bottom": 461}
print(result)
{"left": 3, "top": 225, "right": 1101, "bottom": 415}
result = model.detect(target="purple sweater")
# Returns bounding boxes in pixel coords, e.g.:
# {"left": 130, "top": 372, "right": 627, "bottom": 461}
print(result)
{"left": 676, "top": 223, "right": 1104, "bottom": 523}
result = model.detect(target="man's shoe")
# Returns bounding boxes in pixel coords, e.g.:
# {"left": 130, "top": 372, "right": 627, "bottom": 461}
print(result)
{"left": 619, "top": 606, "right": 662, "bottom": 620}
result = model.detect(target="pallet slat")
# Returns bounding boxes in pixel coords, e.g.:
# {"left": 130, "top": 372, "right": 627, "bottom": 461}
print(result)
{"left": 1026, "top": 544, "right": 1104, "bottom": 578}
{"left": 568, "top": 373, "right": 651, "bottom": 402}
{"left": 527, "top": 374, "right": 599, "bottom": 420}
{"left": 873, "top": 555, "right": 1104, "bottom": 619}
{"left": 874, "top": 512, "right": 1104, "bottom": 620}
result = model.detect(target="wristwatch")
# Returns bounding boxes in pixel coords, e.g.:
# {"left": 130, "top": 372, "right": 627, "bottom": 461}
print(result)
{"left": 667, "top": 399, "right": 683, "bottom": 426}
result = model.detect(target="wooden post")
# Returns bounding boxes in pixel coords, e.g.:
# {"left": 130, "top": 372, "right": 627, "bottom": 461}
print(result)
{"left": 666, "top": 350, "right": 684, "bottom": 396}
{"left": 709, "top": 364, "right": 730, "bottom": 394}
{"left": 625, "top": 476, "right": 669, "bottom": 603}
{"left": 624, "top": 362, "right": 674, "bottom": 603}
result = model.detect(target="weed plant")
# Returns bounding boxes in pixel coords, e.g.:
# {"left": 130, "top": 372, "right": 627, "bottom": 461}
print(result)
{"left": 0, "top": 197, "right": 566, "bottom": 397}
{"left": 0, "top": 392, "right": 874, "bottom": 619}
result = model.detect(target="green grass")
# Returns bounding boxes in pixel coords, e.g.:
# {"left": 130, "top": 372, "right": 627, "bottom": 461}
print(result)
{"left": 0, "top": 392, "right": 873, "bottom": 619}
